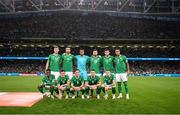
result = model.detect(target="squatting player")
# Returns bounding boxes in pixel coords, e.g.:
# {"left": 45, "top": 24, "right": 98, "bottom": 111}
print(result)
{"left": 102, "top": 70, "right": 116, "bottom": 99}
{"left": 62, "top": 47, "right": 75, "bottom": 79}
{"left": 85, "top": 70, "right": 101, "bottom": 99}
{"left": 114, "top": 48, "right": 130, "bottom": 99}
{"left": 70, "top": 69, "right": 85, "bottom": 99}
{"left": 87, "top": 49, "right": 102, "bottom": 77}
{"left": 46, "top": 46, "right": 62, "bottom": 81}
{"left": 38, "top": 69, "right": 55, "bottom": 98}
{"left": 75, "top": 48, "right": 89, "bottom": 81}
{"left": 57, "top": 70, "right": 70, "bottom": 99}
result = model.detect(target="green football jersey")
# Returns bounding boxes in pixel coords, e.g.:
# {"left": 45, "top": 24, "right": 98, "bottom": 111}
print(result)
{"left": 88, "top": 55, "right": 102, "bottom": 73}
{"left": 62, "top": 53, "right": 74, "bottom": 72}
{"left": 57, "top": 75, "right": 69, "bottom": 85}
{"left": 103, "top": 74, "right": 115, "bottom": 85}
{"left": 71, "top": 76, "right": 84, "bottom": 87}
{"left": 87, "top": 75, "right": 100, "bottom": 85}
{"left": 114, "top": 55, "right": 128, "bottom": 73}
{"left": 48, "top": 54, "right": 62, "bottom": 72}
{"left": 42, "top": 75, "right": 55, "bottom": 85}
{"left": 102, "top": 55, "right": 114, "bottom": 72}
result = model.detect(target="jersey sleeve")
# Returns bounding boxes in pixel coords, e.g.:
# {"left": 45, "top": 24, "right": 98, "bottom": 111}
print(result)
{"left": 124, "top": 55, "right": 128, "bottom": 63}
{"left": 42, "top": 77, "right": 46, "bottom": 84}
{"left": 103, "top": 77, "right": 106, "bottom": 85}
{"left": 72, "top": 54, "right": 75, "bottom": 59}
{"left": 66, "top": 75, "right": 70, "bottom": 82}
{"left": 48, "top": 55, "right": 51, "bottom": 61}
{"left": 72, "top": 54, "right": 76, "bottom": 66}
{"left": 99, "top": 55, "right": 103, "bottom": 65}
{"left": 50, "top": 80, "right": 55, "bottom": 86}
{"left": 81, "top": 77, "right": 84, "bottom": 82}
{"left": 74, "top": 55, "right": 77, "bottom": 60}
{"left": 86, "top": 76, "right": 90, "bottom": 83}
{"left": 112, "top": 74, "right": 115, "bottom": 80}
{"left": 111, "top": 56, "right": 115, "bottom": 62}
{"left": 51, "top": 75, "right": 55, "bottom": 80}
{"left": 42, "top": 77, "right": 47, "bottom": 85}
{"left": 113, "top": 57, "right": 116, "bottom": 63}
{"left": 59, "top": 55, "right": 62, "bottom": 64}
{"left": 86, "top": 57, "right": 90, "bottom": 64}
{"left": 57, "top": 77, "right": 60, "bottom": 84}
{"left": 61, "top": 53, "right": 65, "bottom": 60}
{"left": 86, "top": 55, "right": 90, "bottom": 60}
{"left": 70, "top": 77, "right": 74, "bottom": 84}
{"left": 97, "top": 76, "right": 100, "bottom": 82}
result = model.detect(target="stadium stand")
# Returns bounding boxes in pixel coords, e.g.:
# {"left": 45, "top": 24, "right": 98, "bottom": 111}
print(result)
{"left": 0, "top": 14, "right": 180, "bottom": 39}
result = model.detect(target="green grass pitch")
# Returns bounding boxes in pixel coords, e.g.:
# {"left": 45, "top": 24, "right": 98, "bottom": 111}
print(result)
{"left": 0, "top": 76, "right": 179, "bottom": 114}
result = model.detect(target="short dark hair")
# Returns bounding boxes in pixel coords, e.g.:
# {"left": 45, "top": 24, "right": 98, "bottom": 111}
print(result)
{"left": 105, "top": 69, "right": 110, "bottom": 71}
{"left": 93, "top": 49, "right": 98, "bottom": 52}
{"left": 46, "top": 69, "right": 51, "bottom": 72}
{"left": 54, "top": 46, "right": 59, "bottom": 49}
{"left": 115, "top": 48, "right": 120, "bottom": 51}
{"left": 79, "top": 48, "right": 84, "bottom": 51}
{"left": 74, "top": 69, "right": 80, "bottom": 72}
{"left": 90, "top": 69, "right": 95, "bottom": 72}
{"left": 60, "top": 70, "right": 65, "bottom": 73}
{"left": 104, "top": 49, "right": 109, "bottom": 51}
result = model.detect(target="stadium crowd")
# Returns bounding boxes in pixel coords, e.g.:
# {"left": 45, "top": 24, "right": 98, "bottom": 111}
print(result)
{"left": 0, "top": 60, "right": 45, "bottom": 73}
{"left": 0, "top": 14, "right": 180, "bottom": 39}
{"left": 1, "top": 46, "right": 180, "bottom": 58}
{"left": 0, "top": 60, "right": 180, "bottom": 74}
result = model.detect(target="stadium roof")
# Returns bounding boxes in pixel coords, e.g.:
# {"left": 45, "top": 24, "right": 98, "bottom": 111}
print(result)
{"left": 0, "top": 0, "right": 180, "bottom": 14}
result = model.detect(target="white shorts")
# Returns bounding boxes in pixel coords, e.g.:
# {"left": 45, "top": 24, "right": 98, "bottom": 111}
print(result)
{"left": 103, "top": 73, "right": 115, "bottom": 76}
{"left": 51, "top": 71, "right": 60, "bottom": 80}
{"left": 96, "top": 74, "right": 101, "bottom": 77}
{"left": 87, "top": 73, "right": 101, "bottom": 77}
{"left": 66, "top": 72, "right": 73, "bottom": 80}
{"left": 116, "top": 73, "right": 128, "bottom": 82}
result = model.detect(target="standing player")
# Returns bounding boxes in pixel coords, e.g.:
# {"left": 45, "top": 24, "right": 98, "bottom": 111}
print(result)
{"left": 38, "top": 69, "right": 55, "bottom": 98}
{"left": 102, "top": 70, "right": 116, "bottom": 99}
{"left": 114, "top": 48, "right": 130, "bottom": 99}
{"left": 46, "top": 46, "right": 62, "bottom": 81}
{"left": 87, "top": 49, "right": 102, "bottom": 77}
{"left": 57, "top": 70, "right": 70, "bottom": 99}
{"left": 102, "top": 49, "right": 114, "bottom": 74}
{"left": 75, "top": 48, "right": 89, "bottom": 81}
{"left": 85, "top": 70, "right": 101, "bottom": 99}
{"left": 62, "top": 47, "right": 75, "bottom": 79}
{"left": 70, "top": 69, "right": 85, "bottom": 99}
